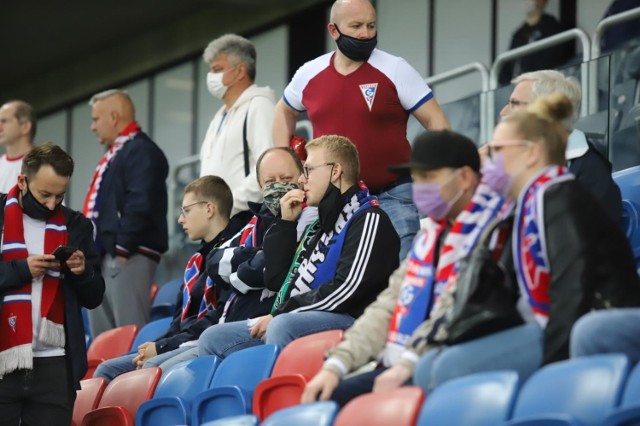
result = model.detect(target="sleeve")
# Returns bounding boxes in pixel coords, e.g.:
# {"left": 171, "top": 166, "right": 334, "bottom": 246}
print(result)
{"left": 282, "top": 53, "right": 332, "bottom": 112}
{"left": 275, "top": 210, "right": 399, "bottom": 315}
{"left": 208, "top": 245, "right": 266, "bottom": 294}
{"left": 323, "top": 260, "right": 407, "bottom": 376}
{"left": 115, "top": 141, "right": 169, "bottom": 257}
{"left": 155, "top": 307, "right": 223, "bottom": 354}
{"left": 263, "top": 219, "right": 299, "bottom": 292}
{"left": 394, "top": 58, "right": 433, "bottom": 112}
{"left": 0, "top": 260, "right": 32, "bottom": 292}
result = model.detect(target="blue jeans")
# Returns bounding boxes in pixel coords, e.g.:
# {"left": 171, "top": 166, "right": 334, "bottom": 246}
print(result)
{"left": 93, "top": 346, "right": 192, "bottom": 382}
{"left": 377, "top": 183, "right": 420, "bottom": 261}
{"left": 571, "top": 309, "right": 640, "bottom": 363}
{"left": 199, "top": 312, "right": 355, "bottom": 359}
{"left": 413, "top": 323, "right": 543, "bottom": 391}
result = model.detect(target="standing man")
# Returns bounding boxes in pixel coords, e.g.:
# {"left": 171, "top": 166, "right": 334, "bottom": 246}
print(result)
{"left": 0, "top": 143, "right": 104, "bottom": 426}
{"left": 273, "top": 0, "right": 450, "bottom": 260}
{"left": 0, "top": 100, "right": 35, "bottom": 193}
{"left": 84, "top": 89, "right": 169, "bottom": 336}
{"left": 200, "top": 34, "right": 275, "bottom": 221}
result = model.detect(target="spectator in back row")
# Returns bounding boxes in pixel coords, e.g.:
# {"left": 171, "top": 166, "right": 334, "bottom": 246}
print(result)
{"left": 273, "top": 0, "right": 450, "bottom": 261}
{"left": 0, "top": 100, "right": 35, "bottom": 193}
{"left": 84, "top": 89, "right": 169, "bottom": 336}
{"left": 200, "top": 34, "right": 275, "bottom": 225}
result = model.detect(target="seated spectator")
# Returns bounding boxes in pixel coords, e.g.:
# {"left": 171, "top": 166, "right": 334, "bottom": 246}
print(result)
{"left": 198, "top": 135, "right": 400, "bottom": 360}
{"left": 495, "top": 70, "right": 622, "bottom": 223}
{"left": 93, "top": 175, "right": 242, "bottom": 381}
{"left": 301, "top": 130, "right": 505, "bottom": 407}
{"left": 571, "top": 309, "right": 640, "bottom": 363}
{"left": 406, "top": 94, "right": 640, "bottom": 392}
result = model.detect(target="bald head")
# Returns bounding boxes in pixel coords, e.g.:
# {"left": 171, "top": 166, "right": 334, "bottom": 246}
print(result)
{"left": 89, "top": 90, "right": 136, "bottom": 146}
{"left": 330, "top": 0, "right": 376, "bottom": 26}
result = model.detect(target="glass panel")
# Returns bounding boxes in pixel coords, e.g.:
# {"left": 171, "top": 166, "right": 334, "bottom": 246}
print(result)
{"left": 37, "top": 110, "right": 68, "bottom": 150}
{"left": 123, "top": 79, "right": 150, "bottom": 132}
{"left": 251, "top": 25, "right": 288, "bottom": 103}
{"left": 196, "top": 59, "right": 223, "bottom": 151}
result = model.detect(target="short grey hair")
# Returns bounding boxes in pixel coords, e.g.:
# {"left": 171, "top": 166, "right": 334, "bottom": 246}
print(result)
{"left": 4, "top": 100, "right": 37, "bottom": 140}
{"left": 513, "top": 70, "right": 581, "bottom": 130}
{"left": 88, "top": 89, "right": 131, "bottom": 106}
{"left": 202, "top": 34, "right": 256, "bottom": 81}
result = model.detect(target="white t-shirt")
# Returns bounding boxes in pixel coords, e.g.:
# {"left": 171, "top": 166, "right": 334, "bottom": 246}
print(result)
{"left": 0, "top": 154, "right": 24, "bottom": 194}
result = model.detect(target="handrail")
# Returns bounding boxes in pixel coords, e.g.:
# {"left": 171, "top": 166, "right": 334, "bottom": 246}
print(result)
{"left": 592, "top": 6, "right": 640, "bottom": 59}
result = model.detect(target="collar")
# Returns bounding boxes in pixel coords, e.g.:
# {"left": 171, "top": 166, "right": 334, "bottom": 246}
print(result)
{"left": 117, "top": 121, "right": 141, "bottom": 138}
{"left": 318, "top": 184, "right": 360, "bottom": 234}
{"left": 566, "top": 129, "right": 589, "bottom": 160}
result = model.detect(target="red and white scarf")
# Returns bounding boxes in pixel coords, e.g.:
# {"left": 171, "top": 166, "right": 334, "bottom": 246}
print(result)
{"left": 181, "top": 252, "right": 204, "bottom": 321}
{"left": 0, "top": 185, "right": 67, "bottom": 378}
{"left": 514, "top": 165, "right": 573, "bottom": 327}
{"left": 82, "top": 122, "right": 141, "bottom": 221}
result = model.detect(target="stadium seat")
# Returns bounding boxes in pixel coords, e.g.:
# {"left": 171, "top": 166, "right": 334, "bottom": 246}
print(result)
{"left": 200, "top": 415, "right": 259, "bottom": 426}
{"left": 129, "top": 317, "right": 172, "bottom": 352}
{"left": 81, "top": 367, "right": 161, "bottom": 426}
{"left": 191, "top": 345, "right": 280, "bottom": 425}
{"left": 253, "top": 329, "right": 344, "bottom": 419}
{"left": 149, "top": 283, "right": 159, "bottom": 304}
{"left": 334, "top": 386, "right": 425, "bottom": 426}
{"left": 72, "top": 378, "right": 107, "bottom": 426}
{"left": 613, "top": 165, "right": 640, "bottom": 269}
{"left": 82, "top": 307, "right": 92, "bottom": 349}
{"left": 150, "top": 277, "right": 182, "bottom": 321}
{"left": 601, "top": 361, "right": 640, "bottom": 425}
{"left": 84, "top": 324, "right": 139, "bottom": 379}
{"left": 261, "top": 401, "right": 339, "bottom": 426}
{"left": 506, "top": 354, "right": 630, "bottom": 426}
{"left": 416, "top": 370, "right": 519, "bottom": 426}
{"left": 136, "top": 355, "right": 220, "bottom": 426}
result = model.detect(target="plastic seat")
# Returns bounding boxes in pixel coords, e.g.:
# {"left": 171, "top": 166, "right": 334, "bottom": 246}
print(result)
{"left": 149, "top": 282, "right": 159, "bottom": 304}
{"left": 72, "top": 377, "right": 107, "bottom": 426}
{"left": 416, "top": 370, "right": 519, "bottom": 426}
{"left": 334, "top": 386, "right": 425, "bottom": 426}
{"left": 506, "top": 354, "right": 630, "bottom": 426}
{"left": 136, "top": 355, "right": 220, "bottom": 426}
{"left": 262, "top": 401, "right": 339, "bottom": 426}
{"left": 84, "top": 324, "right": 139, "bottom": 379}
{"left": 81, "top": 367, "right": 161, "bottom": 426}
{"left": 191, "top": 345, "right": 280, "bottom": 425}
{"left": 129, "top": 317, "right": 173, "bottom": 352}
{"left": 613, "top": 166, "right": 640, "bottom": 268}
{"left": 253, "top": 329, "right": 344, "bottom": 419}
{"left": 150, "top": 277, "right": 182, "bottom": 321}
{"left": 200, "top": 415, "right": 259, "bottom": 426}
{"left": 601, "top": 361, "right": 640, "bottom": 425}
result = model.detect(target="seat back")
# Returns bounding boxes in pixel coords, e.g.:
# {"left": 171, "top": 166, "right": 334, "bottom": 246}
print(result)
{"left": 261, "top": 401, "right": 339, "bottom": 426}
{"left": 210, "top": 344, "right": 280, "bottom": 390}
{"left": 87, "top": 325, "right": 139, "bottom": 361}
{"left": 150, "top": 277, "right": 183, "bottom": 321}
{"left": 73, "top": 378, "right": 107, "bottom": 426}
{"left": 416, "top": 371, "right": 519, "bottom": 425}
{"left": 149, "top": 283, "right": 159, "bottom": 304}
{"left": 621, "top": 361, "right": 640, "bottom": 408}
{"left": 511, "top": 354, "right": 630, "bottom": 424}
{"left": 271, "top": 330, "right": 343, "bottom": 378}
{"left": 97, "top": 367, "right": 162, "bottom": 415}
{"left": 334, "top": 386, "right": 425, "bottom": 426}
{"left": 131, "top": 317, "right": 173, "bottom": 351}
{"left": 613, "top": 166, "right": 640, "bottom": 268}
{"left": 155, "top": 355, "right": 220, "bottom": 400}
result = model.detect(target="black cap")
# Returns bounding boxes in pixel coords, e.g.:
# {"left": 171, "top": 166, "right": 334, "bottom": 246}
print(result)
{"left": 389, "top": 130, "right": 480, "bottom": 174}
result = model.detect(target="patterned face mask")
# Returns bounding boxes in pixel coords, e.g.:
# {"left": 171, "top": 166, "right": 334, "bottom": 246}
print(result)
{"left": 262, "top": 181, "right": 300, "bottom": 216}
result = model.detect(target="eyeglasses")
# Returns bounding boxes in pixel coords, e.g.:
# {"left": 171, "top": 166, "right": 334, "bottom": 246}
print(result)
{"left": 506, "top": 99, "right": 529, "bottom": 109}
{"left": 180, "top": 201, "right": 207, "bottom": 217}
{"left": 487, "top": 140, "right": 532, "bottom": 159}
{"left": 302, "top": 162, "right": 335, "bottom": 179}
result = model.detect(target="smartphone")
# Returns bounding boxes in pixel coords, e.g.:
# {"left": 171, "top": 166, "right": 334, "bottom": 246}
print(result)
{"left": 52, "top": 245, "right": 77, "bottom": 263}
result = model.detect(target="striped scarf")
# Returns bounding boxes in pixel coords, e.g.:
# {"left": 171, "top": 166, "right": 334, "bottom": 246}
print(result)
{"left": 383, "top": 182, "right": 504, "bottom": 366}
{"left": 181, "top": 252, "right": 203, "bottom": 321}
{"left": 514, "top": 165, "right": 573, "bottom": 327}
{"left": 0, "top": 185, "right": 66, "bottom": 378}
{"left": 82, "top": 122, "right": 140, "bottom": 222}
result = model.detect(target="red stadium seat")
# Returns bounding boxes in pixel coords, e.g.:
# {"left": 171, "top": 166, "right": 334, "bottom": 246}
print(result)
{"left": 334, "top": 386, "right": 425, "bottom": 426}
{"left": 84, "top": 325, "right": 139, "bottom": 379}
{"left": 73, "top": 377, "right": 107, "bottom": 426}
{"left": 149, "top": 283, "right": 160, "bottom": 304}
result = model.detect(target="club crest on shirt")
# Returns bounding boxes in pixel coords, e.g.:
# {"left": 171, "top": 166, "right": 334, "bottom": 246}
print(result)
{"left": 8, "top": 315, "right": 17, "bottom": 333}
{"left": 359, "top": 83, "right": 378, "bottom": 111}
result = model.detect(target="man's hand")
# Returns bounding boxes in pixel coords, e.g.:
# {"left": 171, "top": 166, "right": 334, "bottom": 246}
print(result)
{"left": 373, "top": 364, "right": 412, "bottom": 393}
{"left": 27, "top": 255, "right": 59, "bottom": 279}
{"left": 249, "top": 315, "right": 273, "bottom": 339}
{"left": 279, "top": 189, "right": 305, "bottom": 221}
{"left": 132, "top": 342, "right": 157, "bottom": 368}
{"left": 66, "top": 250, "right": 86, "bottom": 275}
{"left": 301, "top": 369, "right": 340, "bottom": 403}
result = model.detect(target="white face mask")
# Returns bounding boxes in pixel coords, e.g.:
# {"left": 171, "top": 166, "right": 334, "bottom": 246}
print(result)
{"left": 206, "top": 71, "right": 228, "bottom": 99}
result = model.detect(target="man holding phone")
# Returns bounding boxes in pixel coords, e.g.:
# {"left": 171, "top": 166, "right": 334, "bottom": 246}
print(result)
{"left": 0, "top": 143, "right": 105, "bottom": 426}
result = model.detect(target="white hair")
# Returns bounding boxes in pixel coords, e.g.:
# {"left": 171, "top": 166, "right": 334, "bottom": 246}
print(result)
{"left": 88, "top": 89, "right": 131, "bottom": 106}
{"left": 202, "top": 34, "right": 256, "bottom": 81}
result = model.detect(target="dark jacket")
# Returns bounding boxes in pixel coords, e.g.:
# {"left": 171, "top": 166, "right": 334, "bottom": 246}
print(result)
{"left": 95, "top": 131, "right": 169, "bottom": 260}
{"left": 0, "top": 194, "right": 105, "bottom": 391}
{"left": 263, "top": 184, "right": 400, "bottom": 318}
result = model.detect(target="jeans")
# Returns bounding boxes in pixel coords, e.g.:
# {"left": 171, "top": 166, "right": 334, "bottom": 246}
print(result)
{"left": 199, "top": 312, "right": 355, "bottom": 359}
{"left": 413, "top": 323, "right": 543, "bottom": 392}
{"left": 331, "top": 367, "right": 389, "bottom": 407}
{"left": 155, "top": 347, "right": 199, "bottom": 373}
{"left": 571, "top": 309, "right": 640, "bottom": 363}
{"left": 94, "top": 346, "right": 192, "bottom": 382}
{"left": 377, "top": 183, "right": 420, "bottom": 261}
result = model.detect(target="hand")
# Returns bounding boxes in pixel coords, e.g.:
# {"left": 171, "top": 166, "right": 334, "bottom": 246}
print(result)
{"left": 301, "top": 369, "right": 340, "bottom": 403}
{"left": 27, "top": 255, "right": 59, "bottom": 279}
{"left": 249, "top": 315, "right": 273, "bottom": 339}
{"left": 132, "top": 341, "right": 157, "bottom": 367}
{"left": 65, "top": 250, "right": 86, "bottom": 275}
{"left": 279, "top": 189, "right": 305, "bottom": 221}
{"left": 116, "top": 256, "right": 129, "bottom": 265}
{"left": 373, "top": 364, "right": 413, "bottom": 393}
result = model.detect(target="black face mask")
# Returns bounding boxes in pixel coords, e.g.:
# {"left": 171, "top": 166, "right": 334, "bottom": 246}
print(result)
{"left": 334, "top": 24, "right": 377, "bottom": 61}
{"left": 21, "top": 180, "right": 59, "bottom": 221}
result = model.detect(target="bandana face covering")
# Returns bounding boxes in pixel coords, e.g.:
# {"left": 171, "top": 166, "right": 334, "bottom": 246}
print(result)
{"left": 262, "top": 181, "right": 300, "bottom": 216}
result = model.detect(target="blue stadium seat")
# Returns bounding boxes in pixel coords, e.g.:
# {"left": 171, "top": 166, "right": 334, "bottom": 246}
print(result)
{"left": 135, "top": 355, "right": 220, "bottom": 426}
{"left": 191, "top": 345, "right": 280, "bottom": 425}
{"left": 150, "top": 277, "right": 182, "bottom": 321}
{"left": 506, "top": 354, "right": 630, "bottom": 426}
{"left": 261, "top": 401, "right": 339, "bottom": 426}
{"left": 82, "top": 307, "right": 92, "bottom": 348}
{"left": 613, "top": 165, "right": 640, "bottom": 269}
{"left": 601, "top": 361, "right": 640, "bottom": 425}
{"left": 200, "top": 415, "right": 259, "bottom": 426}
{"left": 129, "top": 317, "right": 172, "bottom": 353}
{"left": 416, "top": 370, "right": 519, "bottom": 426}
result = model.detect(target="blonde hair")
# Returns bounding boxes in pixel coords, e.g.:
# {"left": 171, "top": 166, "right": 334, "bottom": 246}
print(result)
{"left": 502, "top": 93, "right": 573, "bottom": 166}
{"left": 306, "top": 135, "right": 360, "bottom": 184}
